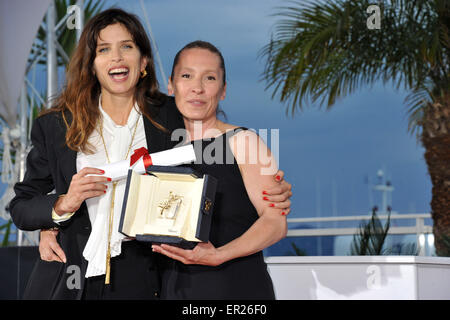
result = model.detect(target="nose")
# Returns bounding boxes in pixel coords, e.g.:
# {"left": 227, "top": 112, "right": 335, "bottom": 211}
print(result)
{"left": 191, "top": 78, "right": 204, "bottom": 94}
{"left": 111, "top": 46, "right": 123, "bottom": 62}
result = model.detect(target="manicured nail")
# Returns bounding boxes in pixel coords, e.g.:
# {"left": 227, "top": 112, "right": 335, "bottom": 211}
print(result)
{"left": 281, "top": 212, "right": 286, "bottom": 216}
{"left": 107, "top": 178, "right": 112, "bottom": 182}
{"left": 270, "top": 203, "right": 275, "bottom": 207}
{"left": 104, "top": 190, "right": 106, "bottom": 193}
{"left": 99, "top": 170, "right": 105, "bottom": 174}
{"left": 262, "top": 190, "right": 268, "bottom": 195}
{"left": 276, "top": 175, "right": 281, "bottom": 181}
{"left": 263, "top": 196, "right": 269, "bottom": 201}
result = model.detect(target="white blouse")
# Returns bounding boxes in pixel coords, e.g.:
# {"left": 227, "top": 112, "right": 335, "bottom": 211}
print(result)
{"left": 77, "top": 99, "right": 147, "bottom": 278}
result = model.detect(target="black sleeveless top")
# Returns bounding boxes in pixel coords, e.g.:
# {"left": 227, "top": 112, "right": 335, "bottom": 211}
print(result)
{"left": 159, "top": 128, "right": 275, "bottom": 300}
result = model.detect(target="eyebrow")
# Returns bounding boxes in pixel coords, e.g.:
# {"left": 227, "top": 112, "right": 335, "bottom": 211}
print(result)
{"left": 179, "top": 67, "right": 220, "bottom": 74}
{"left": 97, "top": 39, "right": 134, "bottom": 46}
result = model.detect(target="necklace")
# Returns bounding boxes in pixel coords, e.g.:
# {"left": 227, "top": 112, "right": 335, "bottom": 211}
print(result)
{"left": 98, "top": 112, "right": 140, "bottom": 284}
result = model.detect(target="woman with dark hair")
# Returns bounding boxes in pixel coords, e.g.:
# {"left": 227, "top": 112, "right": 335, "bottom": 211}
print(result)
{"left": 10, "top": 9, "right": 292, "bottom": 300}
{"left": 152, "top": 41, "right": 288, "bottom": 300}
{"left": 10, "top": 8, "right": 182, "bottom": 300}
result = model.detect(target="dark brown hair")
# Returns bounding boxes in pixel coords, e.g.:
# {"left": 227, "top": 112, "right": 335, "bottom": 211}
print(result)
{"left": 44, "top": 8, "right": 165, "bottom": 153}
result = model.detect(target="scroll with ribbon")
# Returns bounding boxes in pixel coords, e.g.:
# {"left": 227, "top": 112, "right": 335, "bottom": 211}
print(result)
{"left": 94, "top": 144, "right": 196, "bottom": 181}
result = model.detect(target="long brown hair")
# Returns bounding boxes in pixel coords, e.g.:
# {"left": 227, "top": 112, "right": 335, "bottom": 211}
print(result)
{"left": 44, "top": 8, "right": 165, "bottom": 153}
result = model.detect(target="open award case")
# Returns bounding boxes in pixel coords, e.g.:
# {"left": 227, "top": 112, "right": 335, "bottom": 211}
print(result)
{"left": 119, "top": 166, "right": 218, "bottom": 248}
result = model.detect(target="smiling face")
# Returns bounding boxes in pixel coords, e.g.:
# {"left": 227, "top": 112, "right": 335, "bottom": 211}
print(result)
{"left": 93, "top": 23, "right": 147, "bottom": 98}
{"left": 168, "top": 48, "right": 226, "bottom": 123}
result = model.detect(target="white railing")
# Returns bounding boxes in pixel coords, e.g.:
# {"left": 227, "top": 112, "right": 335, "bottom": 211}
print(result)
{"left": 2, "top": 213, "right": 434, "bottom": 254}
{"left": 286, "top": 213, "right": 433, "bottom": 256}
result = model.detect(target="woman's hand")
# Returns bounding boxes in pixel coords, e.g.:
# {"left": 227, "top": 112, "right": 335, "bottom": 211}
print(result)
{"left": 39, "top": 229, "right": 66, "bottom": 263}
{"left": 263, "top": 169, "right": 293, "bottom": 215}
{"left": 54, "top": 167, "right": 110, "bottom": 215}
{"left": 152, "top": 242, "right": 223, "bottom": 266}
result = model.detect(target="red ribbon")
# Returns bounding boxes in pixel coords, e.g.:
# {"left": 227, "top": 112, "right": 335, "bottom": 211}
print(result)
{"left": 130, "top": 147, "right": 153, "bottom": 168}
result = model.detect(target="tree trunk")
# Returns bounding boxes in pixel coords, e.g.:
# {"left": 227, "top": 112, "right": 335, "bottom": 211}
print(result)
{"left": 421, "top": 99, "right": 450, "bottom": 256}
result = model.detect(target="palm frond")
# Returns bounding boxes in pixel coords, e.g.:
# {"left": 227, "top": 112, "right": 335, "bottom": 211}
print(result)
{"left": 260, "top": 0, "right": 449, "bottom": 122}
{"left": 28, "top": 0, "right": 105, "bottom": 68}
{"left": 350, "top": 207, "right": 391, "bottom": 255}
{"left": 1, "top": 220, "right": 12, "bottom": 247}
{"left": 404, "top": 81, "right": 434, "bottom": 138}
{"left": 290, "top": 242, "right": 307, "bottom": 256}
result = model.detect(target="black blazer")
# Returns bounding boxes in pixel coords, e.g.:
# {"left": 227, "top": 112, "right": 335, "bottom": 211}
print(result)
{"left": 9, "top": 96, "right": 185, "bottom": 299}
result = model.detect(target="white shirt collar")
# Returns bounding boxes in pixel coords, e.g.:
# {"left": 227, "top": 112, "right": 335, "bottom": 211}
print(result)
{"left": 98, "top": 94, "right": 141, "bottom": 134}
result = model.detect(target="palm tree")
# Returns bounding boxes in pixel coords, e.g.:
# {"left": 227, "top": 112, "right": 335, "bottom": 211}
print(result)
{"left": 260, "top": 0, "right": 450, "bottom": 256}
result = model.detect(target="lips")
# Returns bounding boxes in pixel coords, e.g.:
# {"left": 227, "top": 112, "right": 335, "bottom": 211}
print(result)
{"left": 187, "top": 99, "right": 206, "bottom": 106}
{"left": 108, "top": 66, "right": 129, "bottom": 82}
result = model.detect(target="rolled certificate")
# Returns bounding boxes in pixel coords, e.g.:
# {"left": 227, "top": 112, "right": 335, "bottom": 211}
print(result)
{"left": 95, "top": 144, "right": 196, "bottom": 181}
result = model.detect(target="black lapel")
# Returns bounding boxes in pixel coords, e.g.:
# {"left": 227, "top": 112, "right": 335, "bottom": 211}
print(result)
{"left": 143, "top": 114, "right": 166, "bottom": 154}
{"left": 143, "top": 95, "right": 185, "bottom": 153}
{"left": 59, "top": 146, "right": 77, "bottom": 187}
{"left": 54, "top": 111, "right": 77, "bottom": 187}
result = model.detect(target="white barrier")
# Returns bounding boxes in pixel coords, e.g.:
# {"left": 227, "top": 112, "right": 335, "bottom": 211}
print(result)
{"left": 266, "top": 256, "right": 450, "bottom": 300}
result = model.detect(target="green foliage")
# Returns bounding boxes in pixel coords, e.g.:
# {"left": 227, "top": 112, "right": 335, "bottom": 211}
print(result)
{"left": 350, "top": 207, "right": 391, "bottom": 255}
{"left": 29, "top": 0, "right": 105, "bottom": 68}
{"left": 0, "top": 219, "right": 12, "bottom": 247}
{"left": 388, "top": 242, "right": 419, "bottom": 256}
{"left": 260, "top": 0, "right": 450, "bottom": 134}
{"left": 290, "top": 242, "right": 307, "bottom": 256}
{"left": 438, "top": 234, "right": 450, "bottom": 256}
{"left": 349, "top": 207, "right": 419, "bottom": 255}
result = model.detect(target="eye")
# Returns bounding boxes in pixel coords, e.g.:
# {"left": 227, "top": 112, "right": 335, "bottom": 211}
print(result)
{"left": 206, "top": 75, "right": 216, "bottom": 81}
{"left": 181, "top": 73, "right": 191, "bottom": 79}
{"left": 122, "top": 44, "right": 133, "bottom": 49}
{"left": 98, "top": 47, "right": 109, "bottom": 53}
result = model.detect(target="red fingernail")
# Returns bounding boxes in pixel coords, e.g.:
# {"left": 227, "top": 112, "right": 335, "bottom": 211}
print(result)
{"left": 263, "top": 196, "right": 269, "bottom": 201}
{"left": 100, "top": 170, "right": 105, "bottom": 174}
{"left": 107, "top": 178, "right": 112, "bottom": 182}
{"left": 270, "top": 203, "right": 275, "bottom": 207}
{"left": 281, "top": 212, "right": 286, "bottom": 216}
{"left": 262, "top": 190, "right": 268, "bottom": 195}
{"left": 276, "top": 175, "right": 281, "bottom": 181}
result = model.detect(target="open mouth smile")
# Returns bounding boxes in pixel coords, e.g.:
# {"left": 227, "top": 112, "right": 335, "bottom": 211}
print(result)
{"left": 108, "top": 67, "right": 129, "bottom": 81}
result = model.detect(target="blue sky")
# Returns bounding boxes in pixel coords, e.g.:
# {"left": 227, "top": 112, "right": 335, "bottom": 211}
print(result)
{"left": 8, "top": 0, "right": 431, "bottom": 224}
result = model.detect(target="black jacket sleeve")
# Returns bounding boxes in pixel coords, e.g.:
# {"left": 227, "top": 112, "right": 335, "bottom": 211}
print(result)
{"left": 10, "top": 115, "right": 60, "bottom": 231}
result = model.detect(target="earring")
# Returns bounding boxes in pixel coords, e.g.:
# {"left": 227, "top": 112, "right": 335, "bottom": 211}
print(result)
{"left": 140, "top": 69, "right": 148, "bottom": 79}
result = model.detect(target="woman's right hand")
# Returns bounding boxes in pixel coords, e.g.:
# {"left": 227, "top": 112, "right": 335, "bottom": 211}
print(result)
{"left": 39, "top": 229, "right": 66, "bottom": 263}
{"left": 54, "top": 167, "right": 110, "bottom": 215}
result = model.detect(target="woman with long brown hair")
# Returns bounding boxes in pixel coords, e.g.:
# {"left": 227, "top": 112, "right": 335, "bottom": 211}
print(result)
{"left": 10, "top": 8, "right": 184, "bottom": 300}
{"left": 10, "top": 8, "right": 292, "bottom": 300}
